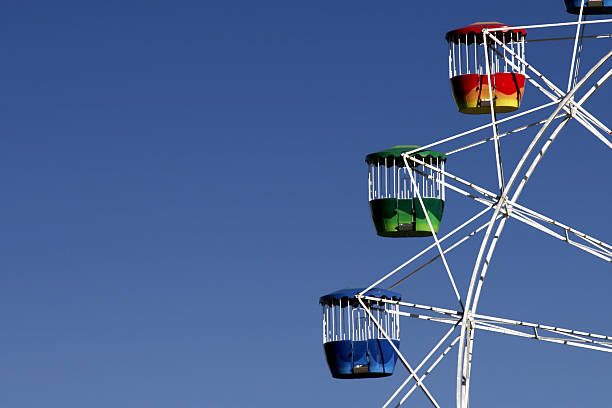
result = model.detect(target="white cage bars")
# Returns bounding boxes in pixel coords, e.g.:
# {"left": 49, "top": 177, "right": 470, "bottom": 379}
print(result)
{"left": 322, "top": 298, "right": 400, "bottom": 344}
{"left": 448, "top": 25, "right": 526, "bottom": 78}
{"left": 367, "top": 156, "right": 445, "bottom": 202}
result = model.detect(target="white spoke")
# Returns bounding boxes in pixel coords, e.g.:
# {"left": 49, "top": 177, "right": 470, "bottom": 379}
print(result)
{"left": 396, "top": 336, "right": 462, "bottom": 407}
{"left": 405, "top": 162, "right": 464, "bottom": 310}
{"left": 384, "top": 325, "right": 459, "bottom": 408}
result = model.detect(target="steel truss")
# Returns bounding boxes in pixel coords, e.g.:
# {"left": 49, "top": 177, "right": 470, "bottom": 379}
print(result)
{"left": 359, "top": 296, "right": 612, "bottom": 408}
{"left": 357, "top": 9, "right": 612, "bottom": 408}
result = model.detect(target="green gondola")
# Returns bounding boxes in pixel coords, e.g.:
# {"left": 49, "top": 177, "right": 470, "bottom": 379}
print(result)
{"left": 366, "top": 145, "right": 446, "bottom": 237}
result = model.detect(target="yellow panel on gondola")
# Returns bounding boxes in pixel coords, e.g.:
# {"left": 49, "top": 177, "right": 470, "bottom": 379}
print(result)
{"left": 451, "top": 72, "right": 525, "bottom": 114}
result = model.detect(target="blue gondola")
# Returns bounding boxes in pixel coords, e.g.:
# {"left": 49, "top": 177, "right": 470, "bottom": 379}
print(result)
{"left": 564, "top": 0, "right": 612, "bottom": 14}
{"left": 319, "top": 288, "right": 402, "bottom": 379}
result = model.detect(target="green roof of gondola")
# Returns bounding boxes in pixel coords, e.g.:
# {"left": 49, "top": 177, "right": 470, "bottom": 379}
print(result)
{"left": 365, "top": 145, "right": 446, "bottom": 165}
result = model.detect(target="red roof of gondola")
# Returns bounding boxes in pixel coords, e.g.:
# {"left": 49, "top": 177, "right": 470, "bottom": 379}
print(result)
{"left": 445, "top": 22, "right": 526, "bottom": 43}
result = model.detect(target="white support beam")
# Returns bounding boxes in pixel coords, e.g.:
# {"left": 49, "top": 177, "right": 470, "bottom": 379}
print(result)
{"left": 406, "top": 162, "right": 465, "bottom": 310}
{"left": 487, "top": 18, "right": 612, "bottom": 32}
{"left": 384, "top": 325, "right": 460, "bottom": 408}
{"left": 396, "top": 336, "right": 462, "bottom": 407}
{"left": 446, "top": 113, "right": 566, "bottom": 156}
{"left": 401, "top": 101, "right": 560, "bottom": 161}
{"left": 567, "top": 0, "right": 586, "bottom": 92}
{"left": 482, "top": 30, "right": 506, "bottom": 193}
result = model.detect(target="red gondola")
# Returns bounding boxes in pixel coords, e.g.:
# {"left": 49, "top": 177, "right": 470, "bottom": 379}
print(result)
{"left": 446, "top": 22, "right": 527, "bottom": 114}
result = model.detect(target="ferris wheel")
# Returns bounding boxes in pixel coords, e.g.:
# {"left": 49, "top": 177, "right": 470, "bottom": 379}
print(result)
{"left": 319, "top": 2, "right": 612, "bottom": 407}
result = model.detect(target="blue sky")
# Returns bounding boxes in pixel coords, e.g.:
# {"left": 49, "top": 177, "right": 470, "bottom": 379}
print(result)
{"left": 1, "top": 1, "right": 611, "bottom": 407}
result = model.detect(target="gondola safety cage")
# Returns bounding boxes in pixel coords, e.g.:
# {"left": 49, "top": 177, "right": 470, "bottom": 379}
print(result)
{"left": 446, "top": 22, "right": 527, "bottom": 114}
{"left": 366, "top": 146, "right": 446, "bottom": 238}
{"left": 320, "top": 288, "right": 402, "bottom": 379}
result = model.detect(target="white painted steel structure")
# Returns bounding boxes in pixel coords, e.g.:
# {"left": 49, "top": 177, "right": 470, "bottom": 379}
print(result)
{"left": 352, "top": 7, "right": 612, "bottom": 407}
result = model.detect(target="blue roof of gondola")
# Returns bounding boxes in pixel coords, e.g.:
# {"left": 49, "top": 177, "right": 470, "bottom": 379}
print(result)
{"left": 564, "top": 0, "right": 612, "bottom": 15}
{"left": 319, "top": 288, "right": 402, "bottom": 306}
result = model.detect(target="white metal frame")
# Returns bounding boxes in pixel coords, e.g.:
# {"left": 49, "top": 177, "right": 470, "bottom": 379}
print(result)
{"left": 353, "top": 9, "right": 612, "bottom": 408}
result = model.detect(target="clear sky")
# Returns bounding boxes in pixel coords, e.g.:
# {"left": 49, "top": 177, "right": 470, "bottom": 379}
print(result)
{"left": 2, "top": 1, "right": 611, "bottom": 407}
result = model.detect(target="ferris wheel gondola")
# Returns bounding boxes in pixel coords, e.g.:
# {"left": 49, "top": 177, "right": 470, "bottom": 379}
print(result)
{"left": 366, "top": 146, "right": 446, "bottom": 237}
{"left": 320, "top": 288, "right": 402, "bottom": 379}
{"left": 446, "top": 22, "right": 527, "bottom": 114}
